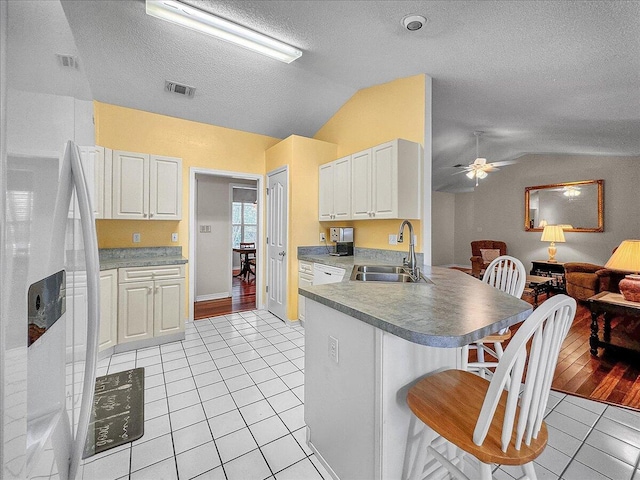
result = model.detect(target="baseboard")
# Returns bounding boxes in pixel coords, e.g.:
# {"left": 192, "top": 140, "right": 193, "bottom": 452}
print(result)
{"left": 196, "top": 292, "right": 229, "bottom": 302}
{"left": 113, "top": 331, "right": 186, "bottom": 353}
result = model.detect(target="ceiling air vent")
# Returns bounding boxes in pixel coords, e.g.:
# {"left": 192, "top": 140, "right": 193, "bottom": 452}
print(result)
{"left": 56, "top": 54, "right": 78, "bottom": 69}
{"left": 165, "top": 81, "right": 196, "bottom": 99}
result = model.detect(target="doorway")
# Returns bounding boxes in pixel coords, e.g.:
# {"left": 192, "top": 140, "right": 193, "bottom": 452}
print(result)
{"left": 189, "top": 168, "right": 263, "bottom": 322}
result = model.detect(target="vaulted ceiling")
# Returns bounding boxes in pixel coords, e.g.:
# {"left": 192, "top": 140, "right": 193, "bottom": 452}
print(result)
{"left": 13, "top": 1, "right": 640, "bottom": 191}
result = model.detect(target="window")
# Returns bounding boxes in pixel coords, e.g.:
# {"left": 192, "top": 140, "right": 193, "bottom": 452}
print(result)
{"left": 231, "top": 188, "right": 257, "bottom": 248}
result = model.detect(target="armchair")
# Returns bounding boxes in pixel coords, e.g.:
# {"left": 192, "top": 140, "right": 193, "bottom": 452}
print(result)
{"left": 470, "top": 240, "right": 507, "bottom": 277}
{"left": 564, "top": 262, "right": 625, "bottom": 301}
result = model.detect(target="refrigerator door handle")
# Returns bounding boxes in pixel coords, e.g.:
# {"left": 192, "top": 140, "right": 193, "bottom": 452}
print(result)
{"left": 68, "top": 141, "right": 100, "bottom": 480}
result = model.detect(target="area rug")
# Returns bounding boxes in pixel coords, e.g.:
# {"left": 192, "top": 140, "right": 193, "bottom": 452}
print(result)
{"left": 83, "top": 367, "right": 145, "bottom": 458}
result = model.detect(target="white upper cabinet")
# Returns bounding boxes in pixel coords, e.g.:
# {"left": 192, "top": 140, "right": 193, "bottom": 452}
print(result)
{"left": 350, "top": 149, "right": 372, "bottom": 219}
{"left": 349, "top": 139, "right": 421, "bottom": 220}
{"left": 112, "top": 150, "right": 182, "bottom": 220}
{"left": 73, "top": 145, "right": 112, "bottom": 219}
{"left": 150, "top": 155, "right": 183, "bottom": 220}
{"left": 319, "top": 155, "right": 351, "bottom": 221}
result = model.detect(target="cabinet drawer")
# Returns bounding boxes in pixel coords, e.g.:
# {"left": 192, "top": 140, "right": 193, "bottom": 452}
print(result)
{"left": 299, "top": 261, "right": 313, "bottom": 274}
{"left": 119, "top": 264, "right": 185, "bottom": 283}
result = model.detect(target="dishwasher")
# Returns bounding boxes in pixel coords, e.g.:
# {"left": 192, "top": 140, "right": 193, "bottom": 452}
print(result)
{"left": 313, "top": 263, "right": 346, "bottom": 285}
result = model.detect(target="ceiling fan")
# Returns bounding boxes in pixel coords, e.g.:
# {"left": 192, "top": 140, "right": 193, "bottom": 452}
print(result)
{"left": 453, "top": 131, "right": 501, "bottom": 186}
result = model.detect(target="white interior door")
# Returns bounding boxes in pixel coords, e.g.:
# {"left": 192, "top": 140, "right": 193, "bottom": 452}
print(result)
{"left": 267, "top": 168, "right": 288, "bottom": 321}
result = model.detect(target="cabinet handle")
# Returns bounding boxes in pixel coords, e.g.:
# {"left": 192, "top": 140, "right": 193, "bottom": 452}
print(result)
{"left": 149, "top": 213, "right": 154, "bottom": 218}
{"left": 143, "top": 213, "right": 148, "bottom": 218}
{"left": 147, "top": 286, "right": 152, "bottom": 293}
{"left": 155, "top": 286, "right": 159, "bottom": 293}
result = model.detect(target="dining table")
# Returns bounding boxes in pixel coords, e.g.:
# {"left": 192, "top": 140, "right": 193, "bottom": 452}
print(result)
{"left": 233, "top": 246, "right": 256, "bottom": 280}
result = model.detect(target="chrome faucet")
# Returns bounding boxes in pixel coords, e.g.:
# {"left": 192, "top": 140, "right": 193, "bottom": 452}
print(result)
{"left": 398, "top": 220, "right": 419, "bottom": 280}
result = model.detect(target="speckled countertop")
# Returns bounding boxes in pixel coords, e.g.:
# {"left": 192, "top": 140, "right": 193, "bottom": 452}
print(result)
{"left": 99, "top": 247, "right": 187, "bottom": 271}
{"left": 298, "top": 250, "right": 532, "bottom": 348}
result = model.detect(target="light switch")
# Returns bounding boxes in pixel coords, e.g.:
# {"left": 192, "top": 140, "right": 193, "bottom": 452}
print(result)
{"left": 133, "top": 233, "right": 141, "bottom": 243}
{"left": 171, "top": 233, "right": 178, "bottom": 242}
{"left": 388, "top": 234, "right": 397, "bottom": 245}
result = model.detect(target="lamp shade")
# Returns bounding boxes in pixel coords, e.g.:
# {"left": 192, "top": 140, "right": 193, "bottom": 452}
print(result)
{"left": 540, "top": 225, "right": 566, "bottom": 243}
{"left": 605, "top": 240, "right": 640, "bottom": 273}
{"left": 605, "top": 240, "right": 640, "bottom": 302}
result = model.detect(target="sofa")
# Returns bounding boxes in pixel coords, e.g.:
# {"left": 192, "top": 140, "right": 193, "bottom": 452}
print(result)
{"left": 564, "top": 262, "right": 625, "bottom": 301}
{"left": 470, "top": 240, "right": 507, "bottom": 277}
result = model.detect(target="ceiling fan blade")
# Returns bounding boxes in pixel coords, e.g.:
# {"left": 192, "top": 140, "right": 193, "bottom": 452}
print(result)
{"left": 451, "top": 169, "right": 471, "bottom": 176}
{"left": 483, "top": 165, "right": 500, "bottom": 172}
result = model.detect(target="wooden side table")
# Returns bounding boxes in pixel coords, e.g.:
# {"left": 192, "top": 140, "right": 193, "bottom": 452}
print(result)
{"left": 587, "top": 291, "right": 640, "bottom": 356}
{"left": 530, "top": 260, "right": 566, "bottom": 293}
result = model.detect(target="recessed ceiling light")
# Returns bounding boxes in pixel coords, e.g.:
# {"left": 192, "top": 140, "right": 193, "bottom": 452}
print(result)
{"left": 146, "top": 0, "right": 302, "bottom": 63}
{"left": 402, "top": 15, "right": 427, "bottom": 32}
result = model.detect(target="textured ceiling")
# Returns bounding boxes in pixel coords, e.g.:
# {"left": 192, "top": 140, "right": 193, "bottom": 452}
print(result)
{"left": 22, "top": 1, "right": 640, "bottom": 191}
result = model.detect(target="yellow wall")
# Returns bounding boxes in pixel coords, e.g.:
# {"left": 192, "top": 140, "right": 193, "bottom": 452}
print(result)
{"left": 95, "top": 101, "right": 279, "bottom": 249}
{"left": 314, "top": 74, "right": 427, "bottom": 252}
{"left": 94, "top": 101, "right": 280, "bottom": 316}
{"left": 265, "top": 135, "right": 338, "bottom": 320}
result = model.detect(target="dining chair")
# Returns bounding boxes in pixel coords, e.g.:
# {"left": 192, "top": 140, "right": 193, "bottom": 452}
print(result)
{"left": 465, "top": 255, "right": 527, "bottom": 378}
{"left": 406, "top": 294, "right": 576, "bottom": 480}
{"left": 239, "top": 242, "right": 256, "bottom": 278}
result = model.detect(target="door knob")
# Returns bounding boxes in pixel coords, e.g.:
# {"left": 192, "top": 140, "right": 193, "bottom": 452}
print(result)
{"left": 278, "top": 251, "right": 286, "bottom": 257}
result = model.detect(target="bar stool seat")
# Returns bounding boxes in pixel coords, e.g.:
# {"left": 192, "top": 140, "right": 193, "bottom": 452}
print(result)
{"left": 407, "top": 369, "right": 547, "bottom": 466}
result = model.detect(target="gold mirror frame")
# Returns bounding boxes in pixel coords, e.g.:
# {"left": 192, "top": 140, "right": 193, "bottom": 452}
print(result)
{"left": 525, "top": 179, "right": 604, "bottom": 232}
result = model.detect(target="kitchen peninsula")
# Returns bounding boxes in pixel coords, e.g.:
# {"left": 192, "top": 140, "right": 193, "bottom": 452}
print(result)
{"left": 299, "top": 265, "right": 532, "bottom": 480}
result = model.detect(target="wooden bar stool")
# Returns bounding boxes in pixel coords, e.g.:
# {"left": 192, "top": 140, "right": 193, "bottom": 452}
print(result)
{"left": 406, "top": 295, "right": 576, "bottom": 480}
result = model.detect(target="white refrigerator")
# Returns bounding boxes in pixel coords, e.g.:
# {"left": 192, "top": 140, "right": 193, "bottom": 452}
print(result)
{"left": 1, "top": 1, "right": 101, "bottom": 478}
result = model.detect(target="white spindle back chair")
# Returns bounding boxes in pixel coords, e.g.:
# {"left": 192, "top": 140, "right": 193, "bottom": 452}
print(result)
{"left": 466, "top": 255, "right": 527, "bottom": 377}
{"left": 406, "top": 294, "right": 577, "bottom": 480}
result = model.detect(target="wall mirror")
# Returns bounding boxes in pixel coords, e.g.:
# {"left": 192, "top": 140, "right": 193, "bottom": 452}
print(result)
{"left": 525, "top": 179, "right": 604, "bottom": 232}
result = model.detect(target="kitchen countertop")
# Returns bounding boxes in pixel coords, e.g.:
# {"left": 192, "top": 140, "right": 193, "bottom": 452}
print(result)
{"left": 298, "top": 263, "right": 532, "bottom": 348}
{"left": 99, "top": 247, "right": 187, "bottom": 271}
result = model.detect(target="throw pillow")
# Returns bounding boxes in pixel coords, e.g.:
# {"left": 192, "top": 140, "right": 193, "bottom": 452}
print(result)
{"left": 480, "top": 248, "right": 501, "bottom": 263}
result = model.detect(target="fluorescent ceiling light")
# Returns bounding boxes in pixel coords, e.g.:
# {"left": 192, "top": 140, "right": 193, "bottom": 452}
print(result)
{"left": 146, "top": 0, "right": 302, "bottom": 63}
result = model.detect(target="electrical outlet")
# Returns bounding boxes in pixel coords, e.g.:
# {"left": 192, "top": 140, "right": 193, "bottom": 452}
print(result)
{"left": 320, "top": 232, "right": 326, "bottom": 242}
{"left": 388, "top": 234, "right": 397, "bottom": 245}
{"left": 171, "top": 233, "right": 178, "bottom": 242}
{"left": 328, "top": 336, "right": 339, "bottom": 364}
{"left": 132, "top": 233, "right": 141, "bottom": 243}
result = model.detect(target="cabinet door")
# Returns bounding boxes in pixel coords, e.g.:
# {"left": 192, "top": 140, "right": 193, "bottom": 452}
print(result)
{"left": 150, "top": 155, "right": 182, "bottom": 220}
{"left": 371, "top": 141, "right": 398, "bottom": 218}
{"left": 153, "top": 278, "right": 185, "bottom": 336}
{"left": 332, "top": 156, "right": 351, "bottom": 220}
{"left": 318, "top": 162, "right": 334, "bottom": 221}
{"left": 99, "top": 269, "right": 117, "bottom": 351}
{"left": 112, "top": 150, "right": 150, "bottom": 219}
{"left": 118, "top": 280, "right": 154, "bottom": 343}
{"left": 351, "top": 149, "right": 372, "bottom": 219}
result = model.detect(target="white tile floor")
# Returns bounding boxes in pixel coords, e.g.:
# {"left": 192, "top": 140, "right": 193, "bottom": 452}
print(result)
{"left": 81, "top": 309, "right": 640, "bottom": 480}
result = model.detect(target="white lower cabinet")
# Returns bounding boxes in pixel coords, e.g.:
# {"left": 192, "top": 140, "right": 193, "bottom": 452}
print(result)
{"left": 118, "top": 265, "right": 185, "bottom": 344}
{"left": 99, "top": 269, "right": 118, "bottom": 351}
{"left": 298, "top": 261, "right": 314, "bottom": 321}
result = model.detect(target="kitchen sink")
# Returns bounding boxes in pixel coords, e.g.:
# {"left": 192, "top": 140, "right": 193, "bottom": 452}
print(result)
{"left": 350, "top": 265, "right": 432, "bottom": 284}
{"left": 354, "top": 265, "right": 408, "bottom": 274}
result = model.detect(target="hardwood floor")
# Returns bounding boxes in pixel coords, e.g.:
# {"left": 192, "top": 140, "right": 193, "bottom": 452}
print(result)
{"left": 551, "top": 301, "right": 640, "bottom": 410}
{"left": 505, "top": 293, "right": 640, "bottom": 411}
{"left": 194, "top": 270, "right": 256, "bottom": 319}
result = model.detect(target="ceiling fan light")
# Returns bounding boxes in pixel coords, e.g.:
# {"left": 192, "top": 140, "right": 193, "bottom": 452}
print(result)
{"left": 477, "top": 170, "right": 488, "bottom": 179}
{"left": 474, "top": 157, "right": 487, "bottom": 165}
{"left": 466, "top": 171, "right": 475, "bottom": 179}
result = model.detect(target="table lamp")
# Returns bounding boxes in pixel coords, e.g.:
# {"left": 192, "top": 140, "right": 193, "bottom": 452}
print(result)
{"left": 540, "top": 225, "right": 565, "bottom": 263}
{"left": 604, "top": 240, "right": 640, "bottom": 302}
